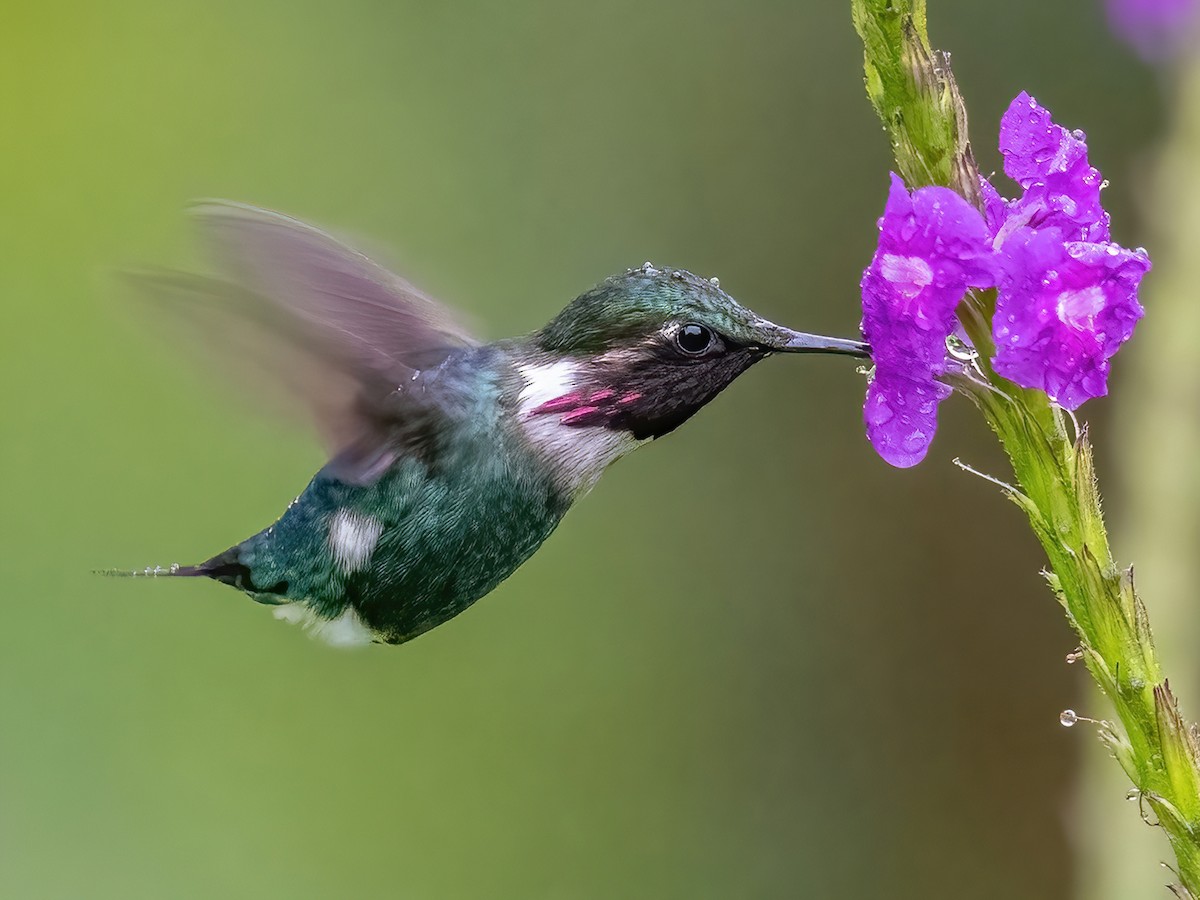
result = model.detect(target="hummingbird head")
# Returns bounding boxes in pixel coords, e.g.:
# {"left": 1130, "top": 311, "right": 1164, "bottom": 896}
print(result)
{"left": 521, "top": 264, "right": 867, "bottom": 443}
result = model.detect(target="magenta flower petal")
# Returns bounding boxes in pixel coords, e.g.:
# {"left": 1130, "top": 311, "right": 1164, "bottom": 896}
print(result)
{"left": 999, "top": 92, "right": 1089, "bottom": 188}
{"left": 860, "top": 174, "right": 994, "bottom": 467}
{"left": 993, "top": 229, "right": 1150, "bottom": 409}
{"left": 996, "top": 93, "right": 1110, "bottom": 244}
{"left": 979, "top": 176, "right": 1010, "bottom": 237}
{"left": 864, "top": 374, "right": 952, "bottom": 468}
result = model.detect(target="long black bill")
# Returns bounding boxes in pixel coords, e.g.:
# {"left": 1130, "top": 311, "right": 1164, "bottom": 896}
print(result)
{"left": 753, "top": 320, "right": 870, "bottom": 357}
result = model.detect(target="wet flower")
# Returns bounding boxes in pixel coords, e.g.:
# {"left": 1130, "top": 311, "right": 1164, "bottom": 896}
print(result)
{"left": 994, "top": 230, "right": 1148, "bottom": 409}
{"left": 1105, "top": 0, "right": 1200, "bottom": 61}
{"left": 860, "top": 174, "right": 994, "bottom": 467}
{"left": 985, "top": 92, "right": 1109, "bottom": 245}
{"left": 987, "top": 93, "right": 1149, "bottom": 409}
{"left": 860, "top": 95, "right": 1151, "bottom": 466}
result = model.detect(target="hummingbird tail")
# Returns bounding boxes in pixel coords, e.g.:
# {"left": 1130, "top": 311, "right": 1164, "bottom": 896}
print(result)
{"left": 95, "top": 549, "right": 247, "bottom": 584}
{"left": 99, "top": 544, "right": 290, "bottom": 598}
{"left": 94, "top": 564, "right": 206, "bottom": 578}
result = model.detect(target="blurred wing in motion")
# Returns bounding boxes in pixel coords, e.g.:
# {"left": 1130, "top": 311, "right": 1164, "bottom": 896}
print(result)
{"left": 127, "top": 201, "right": 479, "bottom": 484}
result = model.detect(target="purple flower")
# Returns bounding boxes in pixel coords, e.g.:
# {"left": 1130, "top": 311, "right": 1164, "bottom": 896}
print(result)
{"left": 860, "top": 174, "right": 994, "bottom": 467}
{"left": 986, "top": 93, "right": 1149, "bottom": 408}
{"left": 1105, "top": 0, "right": 1199, "bottom": 61}
{"left": 986, "top": 92, "right": 1109, "bottom": 245}
{"left": 994, "top": 229, "right": 1148, "bottom": 409}
{"left": 859, "top": 94, "right": 1151, "bottom": 467}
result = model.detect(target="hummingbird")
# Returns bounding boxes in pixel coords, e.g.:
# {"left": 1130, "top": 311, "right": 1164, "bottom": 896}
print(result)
{"left": 111, "top": 202, "right": 867, "bottom": 646}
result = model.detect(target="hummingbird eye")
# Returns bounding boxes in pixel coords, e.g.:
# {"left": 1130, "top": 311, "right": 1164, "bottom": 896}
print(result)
{"left": 675, "top": 323, "right": 714, "bottom": 355}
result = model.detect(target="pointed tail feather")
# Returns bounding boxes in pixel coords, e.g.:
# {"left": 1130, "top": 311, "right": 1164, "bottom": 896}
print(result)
{"left": 97, "top": 545, "right": 269, "bottom": 594}
{"left": 94, "top": 564, "right": 205, "bottom": 578}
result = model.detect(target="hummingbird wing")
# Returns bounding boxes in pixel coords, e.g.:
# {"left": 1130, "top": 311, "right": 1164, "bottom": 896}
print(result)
{"left": 128, "top": 201, "right": 480, "bottom": 484}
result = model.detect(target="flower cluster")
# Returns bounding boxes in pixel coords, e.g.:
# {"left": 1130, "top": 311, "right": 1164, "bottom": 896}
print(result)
{"left": 861, "top": 93, "right": 1150, "bottom": 468}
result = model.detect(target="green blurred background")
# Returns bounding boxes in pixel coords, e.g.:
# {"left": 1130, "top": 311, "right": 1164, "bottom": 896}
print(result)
{"left": 0, "top": 2, "right": 1175, "bottom": 897}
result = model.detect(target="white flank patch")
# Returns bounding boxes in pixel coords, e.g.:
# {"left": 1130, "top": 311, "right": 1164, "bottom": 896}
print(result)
{"left": 516, "top": 358, "right": 645, "bottom": 497}
{"left": 273, "top": 602, "right": 375, "bottom": 648}
{"left": 328, "top": 508, "right": 382, "bottom": 572}
{"left": 517, "top": 358, "right": 581, "bottom": 412}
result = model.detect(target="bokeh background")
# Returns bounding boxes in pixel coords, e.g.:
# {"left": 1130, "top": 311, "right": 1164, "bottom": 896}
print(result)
{"left": 0, "top": 2, "right": 1181, "bottom": 898}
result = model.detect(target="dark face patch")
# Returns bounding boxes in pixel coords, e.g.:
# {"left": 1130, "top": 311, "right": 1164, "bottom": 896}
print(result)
{"left": 601, "top": 345, "right": 764, "bottom": 439}
{"left": 527, "top": 331, "right": 767, "bottom": 440}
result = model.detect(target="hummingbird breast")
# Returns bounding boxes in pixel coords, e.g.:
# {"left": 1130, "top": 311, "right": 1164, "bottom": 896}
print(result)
{"left": 223, "top": 349, "right": 574, "bottom": 645}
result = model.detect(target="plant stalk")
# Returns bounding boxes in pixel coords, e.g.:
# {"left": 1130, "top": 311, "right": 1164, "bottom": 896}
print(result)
{"left": 852, "top": 1, "right": 1200, "bottom": 893}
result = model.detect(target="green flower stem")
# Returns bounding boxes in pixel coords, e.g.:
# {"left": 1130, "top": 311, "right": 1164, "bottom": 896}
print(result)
{"left": 852, "top": 1, "right": 1200, "bottom": 893}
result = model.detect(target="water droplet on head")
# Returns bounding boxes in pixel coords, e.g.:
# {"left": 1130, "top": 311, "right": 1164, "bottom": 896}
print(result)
{"left": 1065, "top": 649, "right": 1083, "bottom": 664}
{"left": 1060, "top": 709, "right": 1079, "bottom": 727}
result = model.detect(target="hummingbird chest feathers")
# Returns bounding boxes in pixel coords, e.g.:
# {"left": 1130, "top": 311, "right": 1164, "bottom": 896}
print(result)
{"left": 514, "top": 357, "right": 646, "bottom": 497}
{"left": 217, "top": 352, "right": 648, "bottom": 646}
{"left": 232, "top": 427, "right": 574, "bottom": 645}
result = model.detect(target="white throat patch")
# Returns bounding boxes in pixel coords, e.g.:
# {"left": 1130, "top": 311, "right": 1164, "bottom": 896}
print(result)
{"left": 516, "top": 359, "right": 644, "bottom": 496}
{"left": 517, "top": 358, "right": 581, "bottom": 411}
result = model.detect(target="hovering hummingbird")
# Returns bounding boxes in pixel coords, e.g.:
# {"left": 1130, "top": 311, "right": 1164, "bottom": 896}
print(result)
{"left": 111, "top": 202, "right": 867, "bottom": 646}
